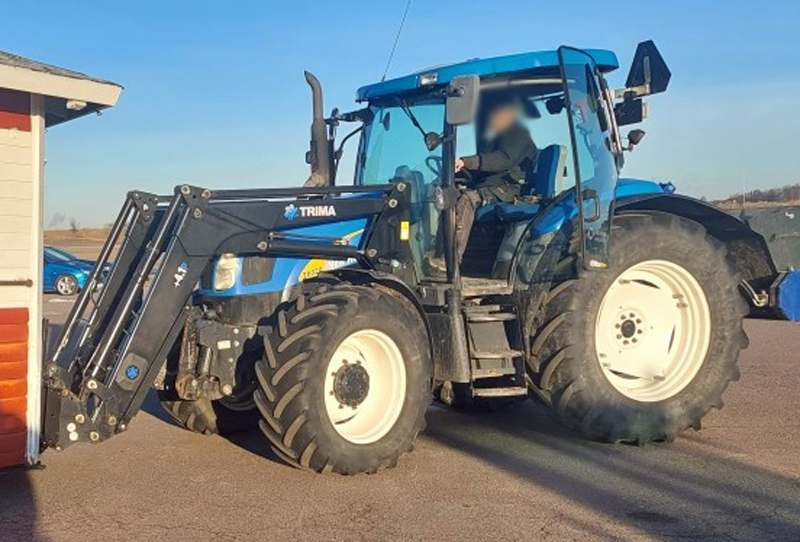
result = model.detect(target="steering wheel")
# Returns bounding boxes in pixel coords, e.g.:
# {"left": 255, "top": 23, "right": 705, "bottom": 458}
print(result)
{"left": 425, "top": 156, "right": 442, "bottom": 178}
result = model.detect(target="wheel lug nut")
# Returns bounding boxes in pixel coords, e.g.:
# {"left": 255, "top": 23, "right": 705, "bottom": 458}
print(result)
{"left": 623, "top": 340, "right": 629, "bottom": 345}
{"left": 636, "top": 318, "right": 642, "bottom": 324}
{"left": 632, "top": 338, "right": 638, "bottom": 343}
{"left": 637, "top": 329, "right": 643, "bottom": 334}
{"left": 616, "top": 334, "right": 622, "bottom": 339}
{"left": 615, "top": 323, "right": 621, "bottom": 329}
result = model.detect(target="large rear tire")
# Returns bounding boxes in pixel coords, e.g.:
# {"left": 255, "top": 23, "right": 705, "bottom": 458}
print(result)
{"left": 254, "top": 283, "right": 431, "bottom": 474}
{"left": 528, "top": 213, "right": 748, "bottom": 443}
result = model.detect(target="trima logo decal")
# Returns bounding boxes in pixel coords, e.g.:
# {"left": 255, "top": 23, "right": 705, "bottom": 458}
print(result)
{"left": 284, "top": 204, "right": 337, "bottom": 221}
{"left": 284, "top": 204, "right": 299, "bottom": 221}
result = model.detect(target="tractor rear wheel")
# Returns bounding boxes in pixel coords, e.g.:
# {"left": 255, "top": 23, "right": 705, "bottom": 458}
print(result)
{"left": 253, "top": 283, "right": 431, "bottom": 474}
{"left": 528, "top": 213, "right": 748, "bottom": 443}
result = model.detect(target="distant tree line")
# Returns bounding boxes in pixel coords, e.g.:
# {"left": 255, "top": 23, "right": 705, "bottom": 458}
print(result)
{"left": 720, "top": 183, "right": 800, "bottom": 205}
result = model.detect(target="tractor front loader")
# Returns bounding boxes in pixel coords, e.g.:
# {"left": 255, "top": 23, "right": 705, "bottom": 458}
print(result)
{"left": 42, "top": 183, "right": 411, "bottom": 453}
{"left": 40, "top": 41, "right": 798, "bottom": 474}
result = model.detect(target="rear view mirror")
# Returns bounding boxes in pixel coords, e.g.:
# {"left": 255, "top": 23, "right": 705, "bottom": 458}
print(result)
{"left": 628, "top": 129, "right": 646, "bottom": 146}
{"left": 625, "top": 129, "right": 646, "bottom": 151}
{"left": 546, "top": 96, "right": 565, "bottom": 115}
{"left": 446, "top": 75, "right": 480, "bottom": 126}
{"left": 626, "top": 40, "right": 671, "bottom": 96}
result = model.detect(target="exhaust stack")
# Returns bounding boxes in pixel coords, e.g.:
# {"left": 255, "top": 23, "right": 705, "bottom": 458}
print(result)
{"left": 304, "top": 71, "right": 332, "bottom": 187}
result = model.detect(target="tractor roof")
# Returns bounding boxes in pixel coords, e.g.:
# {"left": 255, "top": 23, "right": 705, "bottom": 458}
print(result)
{"left": 356, "top": 48, "right": 619, "bottom": 102}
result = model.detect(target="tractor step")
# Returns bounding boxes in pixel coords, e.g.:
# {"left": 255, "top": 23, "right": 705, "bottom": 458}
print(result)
{"left": 467, "top": 313, "right": 517, "bottom": 323}
{"left": 464, "top": 304, "right": 518, "bottom": 323}
{"left": 461, "top": 277, "right": 513, "bottom": 297}
{"left": 467, "top": 312, "right": 517, "bottom": 324}
{"left": 472, "top": 386, "right": 528, "bottom": 398}
{"left": 471, "top": 349, "right": 523, "bottom": 359}
{"left": 472, "top": 367, "right": 518, "bottom": 379}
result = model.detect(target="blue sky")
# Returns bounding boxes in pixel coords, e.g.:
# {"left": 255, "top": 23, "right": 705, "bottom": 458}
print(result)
{"left": 2, "top": 0, "right": 798, "bottom": 227}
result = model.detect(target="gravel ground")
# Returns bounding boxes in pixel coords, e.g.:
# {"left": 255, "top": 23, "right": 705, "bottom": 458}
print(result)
{"left": 0, "top": 298, "right": 797, "bottom": 542}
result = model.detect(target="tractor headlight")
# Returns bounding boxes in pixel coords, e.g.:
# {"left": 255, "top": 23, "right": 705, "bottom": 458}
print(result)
{"left": 214, "top": 254, "right": 239, "bottom": 291}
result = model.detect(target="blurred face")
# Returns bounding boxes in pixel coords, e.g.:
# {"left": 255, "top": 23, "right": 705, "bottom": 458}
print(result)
{"left": 489, "top": 105, "right": 518, "bottom": 135}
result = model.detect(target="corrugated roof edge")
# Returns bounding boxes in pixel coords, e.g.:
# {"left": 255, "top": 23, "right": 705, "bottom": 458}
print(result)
{"left": 0, "top": 50, "right": 122, "bottom": 89}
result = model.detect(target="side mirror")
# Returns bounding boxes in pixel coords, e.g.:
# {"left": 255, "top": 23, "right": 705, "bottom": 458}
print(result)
{"left": 446, "top": 75, "right": 480, "bottom": 126}
{"left": 626, "top": 40, "right": 671, "bottom": 96}
{"left": 626, "top": 129, "right": 646, "bottom": 151}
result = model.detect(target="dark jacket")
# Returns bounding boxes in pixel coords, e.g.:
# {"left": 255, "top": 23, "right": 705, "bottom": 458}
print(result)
{"left": 461, "top": 123, "right": 538, "bottom": 203}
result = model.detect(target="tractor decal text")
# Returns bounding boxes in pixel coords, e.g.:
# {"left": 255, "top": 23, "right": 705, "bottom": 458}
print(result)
{"left": 283, "top": 204, "right": 337, "bottom": 220}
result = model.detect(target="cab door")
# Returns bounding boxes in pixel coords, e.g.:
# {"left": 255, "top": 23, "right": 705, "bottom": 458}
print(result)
{"left": 558, "top": 47, "right": 618, "bottom": 270}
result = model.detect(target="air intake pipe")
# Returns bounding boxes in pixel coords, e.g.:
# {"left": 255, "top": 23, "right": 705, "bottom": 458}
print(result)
{"left": 304, "top": 71, "right": 332, "bottom": 187}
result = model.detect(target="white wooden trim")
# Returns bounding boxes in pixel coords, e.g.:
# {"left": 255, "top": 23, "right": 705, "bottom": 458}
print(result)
{"left": 26, "top": 94, "right": 44, "bottom": 466}
{"left": 0, "top": 64, "right": 121, "bottom": 107}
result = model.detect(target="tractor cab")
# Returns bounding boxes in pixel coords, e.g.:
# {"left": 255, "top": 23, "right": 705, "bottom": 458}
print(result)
{"left": 350, "top": 45, "right": 665, "bottom": 290}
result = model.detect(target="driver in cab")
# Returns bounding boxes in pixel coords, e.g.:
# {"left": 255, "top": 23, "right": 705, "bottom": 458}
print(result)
{"left": 427, "top": 97, "right": 537, "bottom": 274}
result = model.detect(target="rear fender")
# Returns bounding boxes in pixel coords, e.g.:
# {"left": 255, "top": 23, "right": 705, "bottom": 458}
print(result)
{"left": 616, "top": 195, "right": 778, "bottom": 287}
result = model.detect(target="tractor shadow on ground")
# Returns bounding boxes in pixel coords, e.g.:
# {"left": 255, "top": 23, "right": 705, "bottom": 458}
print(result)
{"left": 139, "top": 389, "right": 283, "bottom": 463}
{"left": 424, "top": 400, "right": 800, "bottom": 541}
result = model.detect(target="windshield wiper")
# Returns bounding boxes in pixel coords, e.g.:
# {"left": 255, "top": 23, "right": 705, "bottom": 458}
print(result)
{"left": 399, "top": 100, "right": 442, "bottom": 151}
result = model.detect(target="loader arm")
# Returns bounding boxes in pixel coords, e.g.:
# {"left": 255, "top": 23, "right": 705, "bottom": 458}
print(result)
{"left": 42, "top": 182, "right": 411, "bottom": 451}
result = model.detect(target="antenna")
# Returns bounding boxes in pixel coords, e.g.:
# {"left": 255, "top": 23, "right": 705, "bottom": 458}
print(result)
{"left": 381, "top": 0, "right": 412, "bottom": 82}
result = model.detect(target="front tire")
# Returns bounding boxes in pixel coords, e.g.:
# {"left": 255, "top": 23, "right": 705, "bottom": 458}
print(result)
{"left": 159, "top": 393, "right": 260, "bottom": 436}
{"left": 528, "top": 213, "right": 748, "bottom": 443}
{"left": 254, "top": 283, "right": 431, "bottom": 474}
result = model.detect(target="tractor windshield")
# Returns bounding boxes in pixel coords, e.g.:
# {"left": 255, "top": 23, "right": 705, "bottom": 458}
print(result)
{"left": 356, "top": 97, "right": 446, "bottom": 281}
{"left": 356, "top": 99, "right": 444, "bottom": 187}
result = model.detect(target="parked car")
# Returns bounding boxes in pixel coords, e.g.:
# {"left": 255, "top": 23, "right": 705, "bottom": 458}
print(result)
{"left": 43, "top": 246, "right": 96, "bottom": 296}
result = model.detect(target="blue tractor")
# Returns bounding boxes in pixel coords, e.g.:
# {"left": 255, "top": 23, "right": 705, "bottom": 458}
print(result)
{"left": 43, "top": 42, "right": 797, "bottom": 474}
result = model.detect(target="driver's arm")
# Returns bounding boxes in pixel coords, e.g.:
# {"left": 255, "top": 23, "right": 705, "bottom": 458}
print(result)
{"left": 460, "top": 126, "right": 535, "bottom": 173}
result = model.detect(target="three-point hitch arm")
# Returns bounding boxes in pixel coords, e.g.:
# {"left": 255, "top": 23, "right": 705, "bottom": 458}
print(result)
{"left": 41, "top": 182, "right": 411, "bottom": 451}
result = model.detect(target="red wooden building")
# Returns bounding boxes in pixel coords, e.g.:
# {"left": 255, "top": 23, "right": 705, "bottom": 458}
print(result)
{"left": 0, "top": 51, "right": 121, "bottom": 469}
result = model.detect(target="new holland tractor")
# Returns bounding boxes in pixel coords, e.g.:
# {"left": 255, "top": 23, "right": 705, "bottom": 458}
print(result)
{"left": 41, "top": 42, "right": 798, "bottom": 474}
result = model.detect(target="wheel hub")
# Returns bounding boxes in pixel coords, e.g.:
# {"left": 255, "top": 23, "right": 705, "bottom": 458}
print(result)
{"left": 613, "top": 311, "right": 645, "bottom": 347}
{"left": 332, "top": 362, "right": 370, "bottom": 408}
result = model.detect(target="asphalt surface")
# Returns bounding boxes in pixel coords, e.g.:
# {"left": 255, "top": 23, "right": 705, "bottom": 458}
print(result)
{"left": 0, "top": 296, "right": 798, "bottom": 542}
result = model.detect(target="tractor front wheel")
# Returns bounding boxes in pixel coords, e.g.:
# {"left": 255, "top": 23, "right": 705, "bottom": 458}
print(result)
{"left": 528, "top": 213, "right": 748, "bottom": 443}
{"left": 254, "top": 283, "right": 432, "bottom": 474}
{"left": 159, "top": 390, "right": 260, "bottom": 436}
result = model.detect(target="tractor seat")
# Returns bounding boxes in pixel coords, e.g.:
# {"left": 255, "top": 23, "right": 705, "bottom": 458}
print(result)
{"left": 477, "top": 144, "right": 568, "bottom": 223}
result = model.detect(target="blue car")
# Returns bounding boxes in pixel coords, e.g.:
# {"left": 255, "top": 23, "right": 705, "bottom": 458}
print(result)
{"left": 43, "top": 246, "right": 95, "bottom": 296}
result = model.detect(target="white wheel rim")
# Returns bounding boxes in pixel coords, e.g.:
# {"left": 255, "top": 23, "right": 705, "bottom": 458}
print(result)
{"left": 324, "top": 329, "right": 406, "bottom": 444}
{"left": 57, "top": 277, "right": 74, "bottom": 295}
{"left": 594, "top": 260, "right": 711, "bottom": 402}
